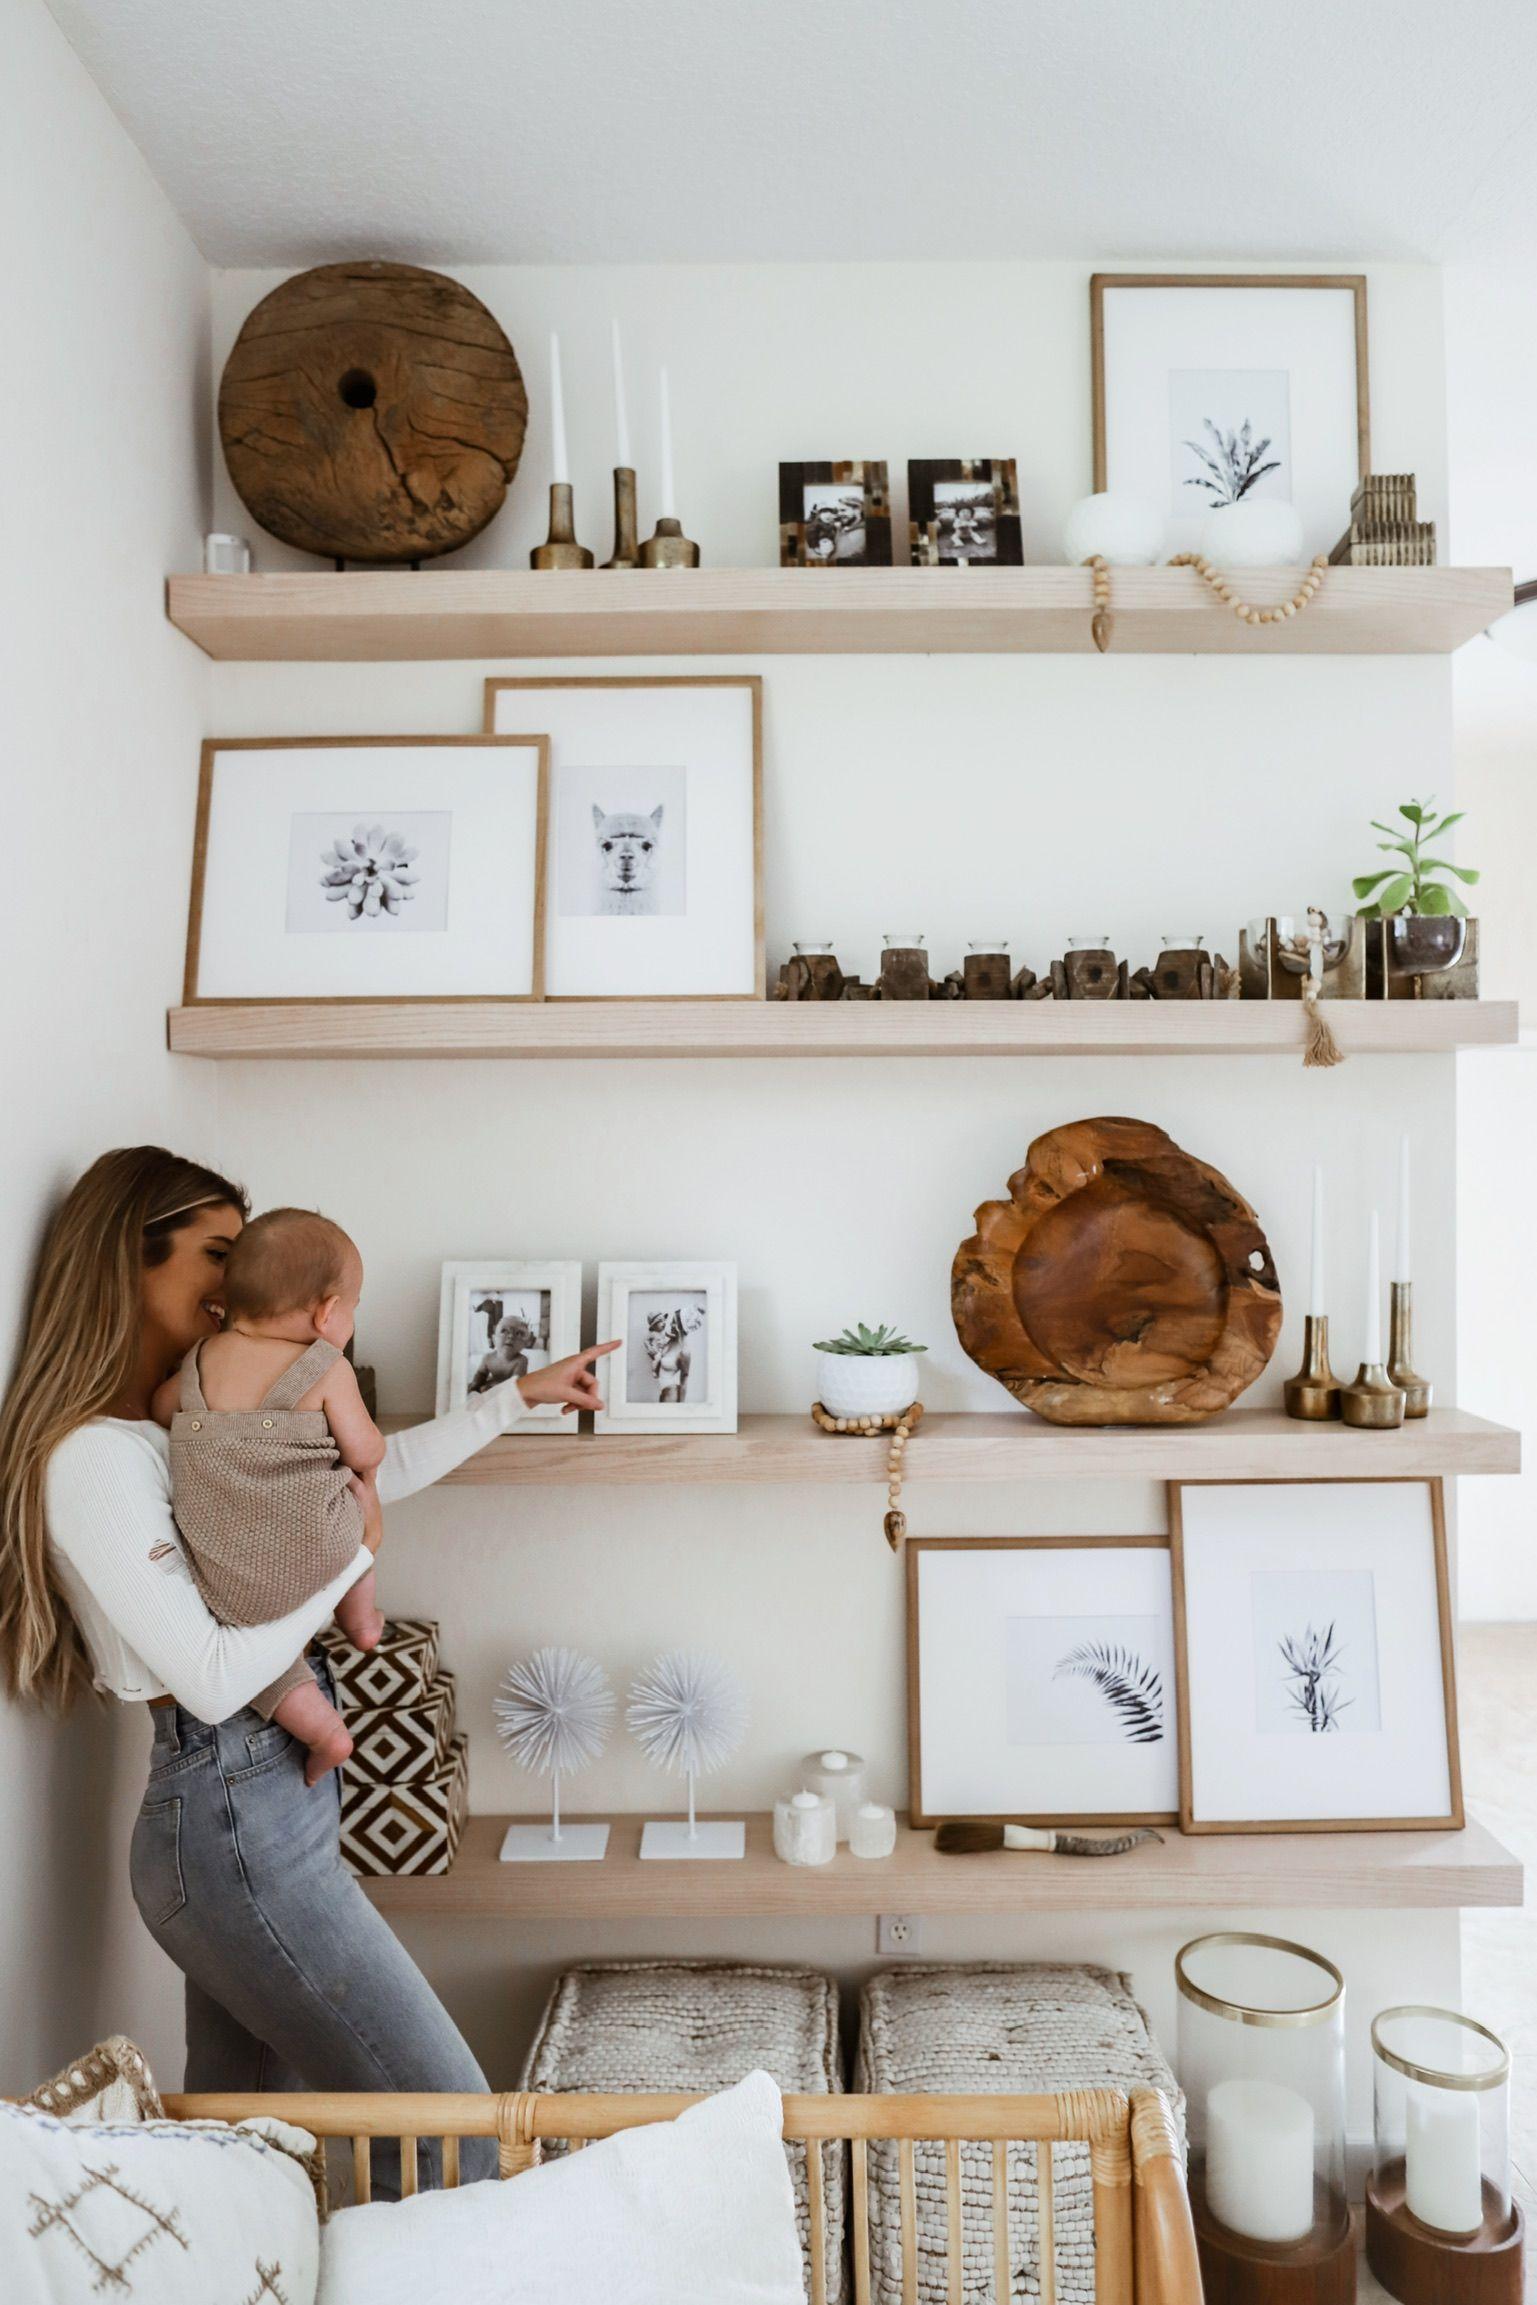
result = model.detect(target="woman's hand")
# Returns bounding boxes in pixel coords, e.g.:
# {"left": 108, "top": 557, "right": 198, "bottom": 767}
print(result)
{"left": 518, "top": 1339, "right": 620, "bottom": 1416}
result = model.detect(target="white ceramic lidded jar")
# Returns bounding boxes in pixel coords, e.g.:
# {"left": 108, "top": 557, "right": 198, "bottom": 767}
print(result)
{"left": 800, "top": 1749, "right": 866, "bottom": 1842}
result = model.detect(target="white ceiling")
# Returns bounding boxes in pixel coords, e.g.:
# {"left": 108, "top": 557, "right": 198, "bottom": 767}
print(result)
{"left": 44, "top": 0, "right": 1537, "bottom": 269}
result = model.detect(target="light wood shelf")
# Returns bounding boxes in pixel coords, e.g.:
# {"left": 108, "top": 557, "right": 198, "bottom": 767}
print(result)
{"left": 362, "top": 1810, "right": 1522, "bottom": 1919}
{"left": 379, "top": 1406, "right": 1520, "bottom": 1486}
{"left": 167, "top": 997, "right": 1519, "bottom": 1061}
{"left": 166, "top": 565, "right": 1512, "bottom": 660}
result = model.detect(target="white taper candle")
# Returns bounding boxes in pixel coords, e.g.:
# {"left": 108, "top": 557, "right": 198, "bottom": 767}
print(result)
{"left": 1309, "top": 1164, "right": 1325, "bottom": 1317}
{"left": 611, "top": 318, "right": 631, "bottom": 469}
{"left": 549, "top": 332, "right": 569, "bottom": 485}
{"left": 658, "top": 366, "right": 676, "bottom": 518}
{"left": 1395, "top": 1135, "right": 1412, "bottom": 1285}
{"left": 1364, "top": 1208, "right": 1382, "bottom": 1364}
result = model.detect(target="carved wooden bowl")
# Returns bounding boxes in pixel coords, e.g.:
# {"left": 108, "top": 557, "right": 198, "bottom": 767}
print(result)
{"left": 952, "top": 1116, "right": 1281, "bottom": 1424}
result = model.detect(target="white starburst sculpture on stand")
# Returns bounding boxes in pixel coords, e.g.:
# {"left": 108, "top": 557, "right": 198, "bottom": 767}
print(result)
{"left": 628, "top": 1649, "right": 749, "bottom": 1860}
{"left": 495, "top": 1647, "right": 615, "bottom": 1863}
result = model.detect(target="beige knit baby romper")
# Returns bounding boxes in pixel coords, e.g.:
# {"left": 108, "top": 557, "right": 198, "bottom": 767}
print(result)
{"left": 169, "top": 1337, "right": 366, "bottom": 1718}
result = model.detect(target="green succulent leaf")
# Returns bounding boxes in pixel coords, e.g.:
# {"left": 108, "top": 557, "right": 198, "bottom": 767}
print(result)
{"left": 1399, "top": 802, "right": 1426, "bottom": 824}
{"left": 1420, "top": 860, "right": 1480, "bottom": 884}
{"left": 813, "top": 1322, "right": 928, "bottom": 1356}
{"left": 1373, "top": 873, "right": 1415, "bottom": 914}
{"left": 1352, "top": 870, "right": 1397, "bottom": 897}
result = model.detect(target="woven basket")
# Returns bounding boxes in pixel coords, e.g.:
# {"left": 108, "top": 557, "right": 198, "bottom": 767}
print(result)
{"left": 856, "top": 1964, "right": 1184, "bottom": 2305}
{"left": 523, "top": 1960, "right": 846, "bottom": 2302}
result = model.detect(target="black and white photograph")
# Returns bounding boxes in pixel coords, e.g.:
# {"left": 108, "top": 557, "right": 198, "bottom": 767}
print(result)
{"left": 1173, "top": 1480, "right": 1461, "bottom": 1833}
{"left": 556, "top": 762, "right": 687, "bottom": 919}
{"left": 595, "top": 1262, "right": 737, "bottom": 1435}
{"left": 778, "top": 462, "right": 892, "bottom": 567}
{"left": 802, "top": 481, "right": 867, "bottom": 563}
{"left": 484, "top": 677, "right": 762, "bottom": 1001}
{"left": 934, "top": 479, "right": 998, "bottom": 560}
{"left": 1168, "top": 367, "right": 1291, "bottom": 512}
{"left": 908, "top": 1539, "right": 1180, "bottom": 1827}
{"left": 434, "top": 1261, "right": 581, "bottom": 1424}
{"left": 908, "top": 458, "right": 1023, "bottom": 566}
{"left": 286, "top": 810, "right": 452, "bottom": 935}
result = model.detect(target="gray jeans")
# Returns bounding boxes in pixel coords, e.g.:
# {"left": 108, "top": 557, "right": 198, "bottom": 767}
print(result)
{"left": 129, "top": 1658, "right": 495, "bottom": 2194}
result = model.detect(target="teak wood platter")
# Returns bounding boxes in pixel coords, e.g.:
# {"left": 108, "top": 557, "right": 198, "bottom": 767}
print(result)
{"left": 952, "top": 1117, "right": 1281, "bottom": 1424}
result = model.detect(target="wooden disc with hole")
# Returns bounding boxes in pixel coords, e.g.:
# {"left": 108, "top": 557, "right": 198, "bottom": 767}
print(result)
{"left": 218, "top": 262, "right": 527, "bottom": 563}
{"left": 952, "top": 1116, "right": 1281, "bottom": 1425}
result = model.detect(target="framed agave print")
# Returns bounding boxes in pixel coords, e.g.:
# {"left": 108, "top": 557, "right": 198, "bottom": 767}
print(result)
{"left": 906, "top": 1537, "right": 1179, "bottom": 1829}
{"left": 1091, "top": 274, "right": 1369, "bottom": 559}
{"left": 1170, "top": 1479, "right": 1462, "bottom": 1835}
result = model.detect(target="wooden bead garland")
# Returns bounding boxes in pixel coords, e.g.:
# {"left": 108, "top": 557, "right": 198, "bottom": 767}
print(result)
{"left": 810, "top": 1399, "right": 924, "bottom": 1552}
{"left": 1167, "top": 551, "right": 1329, "bottom": 626}
{"left": 1085, "top": 555, "right": 1113, "bottom": 653}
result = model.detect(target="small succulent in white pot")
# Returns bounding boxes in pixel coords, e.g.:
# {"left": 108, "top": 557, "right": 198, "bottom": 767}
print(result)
{"left": 813, "top": 1323, "right": 927, "bottom": 1418}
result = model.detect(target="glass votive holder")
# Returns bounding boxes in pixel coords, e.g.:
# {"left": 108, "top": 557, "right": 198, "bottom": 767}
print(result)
{"left": 1161, "top": 933, "right": 1205, "bottom": 949}
{"left": 849, "top": 1801, "right": 897, "bottom": 1860}
{"left": 1368, "top": 2006, "right": 1520, "bottom": 2297}
{"left": 1177, "top": 1933, "right": 1350, "bottom": 2286}
{"left": 800, "top": 1749, "right": 866, "bottom": 1842}
{"left": 793, "top": 941, "right": 835, "bottom": 956}
{"left": 1068, "top": 933, "right": 1111, "bottom": 950}
{"left": 772, "top": 1789, "right": 836, "bottom": 1867}
{"left": 968, "top": 938, "right": 1009, "bottom": 954}
{"left": 883, "top": 932, "right": 925, "bottom": 950}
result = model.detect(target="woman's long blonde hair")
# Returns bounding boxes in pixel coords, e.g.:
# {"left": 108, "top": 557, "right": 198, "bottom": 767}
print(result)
{"left": 0, "top": 1147, "right": 248, "bottom": 1709}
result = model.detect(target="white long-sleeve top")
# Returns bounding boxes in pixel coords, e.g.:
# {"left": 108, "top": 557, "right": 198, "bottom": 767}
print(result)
{"left": 45, "top": 1383, "right": 532, "bottom": 1721}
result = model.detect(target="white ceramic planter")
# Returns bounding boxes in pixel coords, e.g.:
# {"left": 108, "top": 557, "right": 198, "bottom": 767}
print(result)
{"left": 814, "top": 1349, "right": 921, "bottom": 1419}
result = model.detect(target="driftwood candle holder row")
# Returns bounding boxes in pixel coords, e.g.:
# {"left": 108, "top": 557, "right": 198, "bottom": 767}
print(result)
{"left": 771, "top": 944, "right": 1238, "bottom": 1002}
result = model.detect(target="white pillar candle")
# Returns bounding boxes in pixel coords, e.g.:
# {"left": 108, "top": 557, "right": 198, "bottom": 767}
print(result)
{"left": 610, "top": 318, "right": 632, "bottom": 469}
{"left": 1204, "top": 2078, "right": 1315, "bottom": 2244}
{"left": 1363, "top": 1208, "right": 1382, "bottom": 1364}
{"left": 549, "top": 332, "right": 570, "bottom": 485}
{"left": 1309, "top": 1164, "right": 1325, "bottom": 1317}
{"left": 850, "top": 1801, "right": 897, "bottom": 1859}
{"left": 1405, "top": 2086, "right": 1483, "bottom": 2234}
{"left": 1395, "top": 1135, "right": 1412, "bottom": 1286}
{"left": 658, "top": 365, "right": 676, "bottom": 518}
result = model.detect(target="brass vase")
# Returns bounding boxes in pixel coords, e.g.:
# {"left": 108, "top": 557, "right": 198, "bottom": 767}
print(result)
{"left": 1284, "top": 1314, "right": 1342, "bottom": 1420}
{"left": 602, "top": 467, "right": 640, "bottom": 568}
{"left": 1340, "top": 1361, "right": 1407, "bottom": 1429}
{"left": 640, "top": 515, "right": 700, "bottom": 568}
{"left": 1387, "top": 1281, "right": 1432, "bottom": 1417}
{"left": 531, "top": 481, "right": 593, "bottom": 570}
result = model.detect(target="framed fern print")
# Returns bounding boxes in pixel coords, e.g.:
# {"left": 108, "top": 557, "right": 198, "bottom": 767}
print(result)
{"left": 906, "top": 1537, "right": 1179, "bottom": 1829}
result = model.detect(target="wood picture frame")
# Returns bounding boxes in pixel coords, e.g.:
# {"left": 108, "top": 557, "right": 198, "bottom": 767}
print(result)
{"left": 907, "top": 459, "right": 1023, "bottom": 566}
{"left": 483, "top": 676, "right": 763, "bottom": 1003}
{"left": 906, "top": 1535, "right": 1181, "bottom": 1831}
{"left": 1170, "top": 1477, "right": 1462, "bottom": 1836}
{"left": 434, "top": 1259, "right": 583, "bottom": 1423}
{"left": 779, "top": 461, "right": 892, "bottom": 567}
{"left": 183, "top": 733, "right": 549, "bottom": 1006}
{"left": 594, "top": 1261, "right": 738, "bottom": 1436}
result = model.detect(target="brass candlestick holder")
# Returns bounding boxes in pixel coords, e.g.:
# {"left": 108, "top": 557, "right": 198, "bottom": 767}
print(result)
{"left": 531, "top": 481, "right": 594, "bottom": 570}
{"left": 1388, "top": 1281, "right": 1432, "bottom": 1417}
{"left": 640, "top": 515, "right": 700, "bottom": 568}
{"left": 602, "top": 467, "right": 640, "bottom": 568}
{"left": 1285, "top": 1314, "right": 1342, "bottom": 1420}
{"left": 1341, "top": 1360, "right": 1407, "bottom": 1429}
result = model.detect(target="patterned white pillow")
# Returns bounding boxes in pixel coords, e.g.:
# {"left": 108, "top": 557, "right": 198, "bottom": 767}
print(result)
{"left": 2, "top": 2100, "right": 320, "bottom": 2305}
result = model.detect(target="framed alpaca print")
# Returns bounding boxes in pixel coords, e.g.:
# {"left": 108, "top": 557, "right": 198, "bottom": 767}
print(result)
{"left": 594, "top": 1262, "right": 738, "bottom": 1436}
{"left": 484, "top": 676, "right": 762, "bottom": 1002}
{"left": 906, "top": 1537, "right": 1180, "bottom": 1829}
{"left": 434, "top": 1260, "right": 582, "bottom": 1424}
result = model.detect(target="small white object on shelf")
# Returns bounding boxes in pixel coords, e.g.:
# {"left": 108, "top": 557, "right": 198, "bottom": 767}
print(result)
{"left": 801, "top": 1749, "right": 866, "bottom": 1842}
{"left": 610, "top": 318, "right": 631, "bottom": 469}
{"left": 550, "top": 332, "right": 570, "bottom": 485}
{"left": 203, "top": 531, "right": 251, "bottom": 575}
{"left": 495, "top": 1646, "right": 614, "bottom": 1863}
{"left": 1364, "top": 1206, "right": 1383, "bottom": 1363}
{"left": 1204, "top": 2076, "right": 1315, "bottom": 2244}
{"left": 1197, "top": 499, "right": 1306, "bottom": 568}
{"left": 1062, "top": 491, "right": 1165, "bottom": 567}
{"left": 1405, "top": 2084, "right": 1483, "bottom": 2234}
{"left": 629, "top": 1650, "right": 748, "bottom": 1861}
{"left": 849, "top": 1800, "right": 897, "bottom": 1860}
{"left": 773, "top": 1789, "right": 836, "bottom": 1867}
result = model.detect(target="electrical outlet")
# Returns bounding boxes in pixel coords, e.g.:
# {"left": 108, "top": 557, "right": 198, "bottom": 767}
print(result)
{"left": 876, "top": 1913, "right": 923, "bottom": 1955}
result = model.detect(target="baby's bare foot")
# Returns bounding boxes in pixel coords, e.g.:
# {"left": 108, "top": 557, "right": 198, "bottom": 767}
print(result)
{"left": 354, "top": 1609, "right": 385, "bottom": 1651}
{"left": 304, "top": 1722, "right": 354, "bottom": 1787}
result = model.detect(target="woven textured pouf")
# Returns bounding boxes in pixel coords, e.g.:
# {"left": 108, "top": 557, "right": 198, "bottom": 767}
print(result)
{"left": 857, "top": 1964, "right": 1184, "bottom": 2305}
{"left": 524, "top": 1960, "right": 845, "bottom": 2301}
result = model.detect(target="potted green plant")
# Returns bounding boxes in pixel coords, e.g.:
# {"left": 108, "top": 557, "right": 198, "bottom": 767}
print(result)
{"left": 812, "top": 1322, "right": 927, "bottom": 1419}
{"left": 1353, "top": 798, "right": 1479, "bottom": 975}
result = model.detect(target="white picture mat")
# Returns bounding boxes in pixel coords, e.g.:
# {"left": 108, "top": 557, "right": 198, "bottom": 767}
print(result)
{"left": 1179, "top": 1483, "right": 1453, "bottom": 1824}
{"left": 195, "top": 743, "right": 543, "bottom": 998}
{"left": 487, "top": 684, "right": 757, "bottom": 997}
{"left": 594, "top": 1262, "right": 738, "bottom": 1434}
{"left": 434, "top": 1261, "right": 582, "bottom": 1423}
{"left": 1100, "top": 284, "right": 1361, "bottom": 557}
{"left": 914, "top": 1546, "right": 1179, "bottom": 1820}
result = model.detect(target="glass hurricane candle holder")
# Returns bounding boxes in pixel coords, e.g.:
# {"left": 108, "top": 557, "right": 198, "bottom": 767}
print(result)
{"left": 793, "top": 941, "right": 835, "bottom": 957}
{"left": 1177, "top": 1933, "right": 1351, "bottom": 2302}
{"left": 1161, "top": 932, "right": 1205, "bottom": 949}
{"left": 968, "top": 937, "right": 1009, "bottom": 954}
{"left": 883, "top": 932, "right": 925, "bottom": 950}
{"left": 1368, "top": 2007, "right": 1522, "bottom": 2303}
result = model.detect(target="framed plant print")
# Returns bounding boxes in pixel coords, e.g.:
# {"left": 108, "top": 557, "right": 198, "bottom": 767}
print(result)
{"left": 906, "top": 1537, "right": 1180, "bottom": 1829}
{"left": 1091, "top": 274, "right": 1369, "bottom": 559}
{"left": 183, "top": 735, "right": 548, "bottom": 1003}
{"left": 908, "top": 459, "right": 1023, "bottom": 566}
{"left": 1171, "top": 1479, "right": 1462, "bottom": 1835}
{"left": 434, "top": 1260, "right": 582, "bottom": 1424}
{"left": 594, "top": 1262, "right": 737, "bottom": 1436}
{"left": 779, "top": 461, "right": 892, "bottom": 566}
{"left": 483, "top": 676, "right": 762, "bottom": 1001}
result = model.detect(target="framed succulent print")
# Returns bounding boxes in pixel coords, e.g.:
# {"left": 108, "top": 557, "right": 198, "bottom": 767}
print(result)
{"left": 779, "top": 461, "right": 892, "bottom": 566}
{"left": 908, "top": 459, "right": 1023, "bottom": 565}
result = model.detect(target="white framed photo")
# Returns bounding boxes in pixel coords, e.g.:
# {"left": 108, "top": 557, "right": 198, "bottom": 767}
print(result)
{"left": 185, "top": 736, "right": 549, "bottom": 1002}
{"left": 907, "top": 1538, "right": 1180, "bottom": 1829}
{"left": 1171, "top": 1480, "right": 1462, "bottom": 1835}
{"left": 1091, "top": 274, "right": 1369, "bottom": 559}
{"left": 595, "top": 1263, "right": 738, "bottom": 1435}
{"left": 482, "top": 677, "right": 762, "bottom": 1001}
{"left": 435, "top": 1261, "right": 582, "bottom": 1425}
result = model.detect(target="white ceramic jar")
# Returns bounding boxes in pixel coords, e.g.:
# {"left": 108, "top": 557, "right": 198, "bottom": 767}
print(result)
{"left": 801, "top": 1749, "right": 866, "bottom": 1842}
{"left": 814, "top": 1350, "right": 920, "bottom": 1419}
{"left": 773, "top": 1790, "right": 837, "bottom": 1867}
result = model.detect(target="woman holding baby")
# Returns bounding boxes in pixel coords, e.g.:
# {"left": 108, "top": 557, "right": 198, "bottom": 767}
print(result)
{"left": 0, "top": 1146, "right": 616, "bottom": 2193}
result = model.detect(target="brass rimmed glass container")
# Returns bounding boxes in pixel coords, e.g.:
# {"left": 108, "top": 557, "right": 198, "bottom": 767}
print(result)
{"left": 1367, "top": 2006, "right": 1522, "bottom": 2301}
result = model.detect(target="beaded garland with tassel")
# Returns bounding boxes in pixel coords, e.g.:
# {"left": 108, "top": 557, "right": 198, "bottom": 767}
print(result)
{"left": 1082, "top": 550, "right": 1329, "bottom": 653}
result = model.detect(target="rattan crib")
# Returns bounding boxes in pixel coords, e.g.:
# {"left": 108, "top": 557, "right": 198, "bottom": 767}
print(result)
{"left": 166, "top": 2085, "right": 1200, "bottom": 2305}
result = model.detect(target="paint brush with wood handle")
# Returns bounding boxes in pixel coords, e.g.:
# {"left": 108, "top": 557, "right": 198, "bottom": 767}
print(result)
{"left": 934, "top": 1821, "right": 1162, "bottom": 1858}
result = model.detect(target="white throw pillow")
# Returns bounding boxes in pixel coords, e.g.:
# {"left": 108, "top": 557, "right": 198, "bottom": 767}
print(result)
{"left": 2, "top": 2100, "right": 321, "bottom": 2305}
{"left": 318, "top": 2069, "right": 807, "bottom": 2305}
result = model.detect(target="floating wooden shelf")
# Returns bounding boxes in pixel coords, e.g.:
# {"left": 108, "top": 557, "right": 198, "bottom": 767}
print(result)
{"left": 166, "top": 565, "right": 1511, "bottom": 661}
{"left": 167, "top": 997, "right": 1519, "bottom": 1061}
{"left": 362, "top": 1811, "right": 1522, "bottom": 1919}
{"left": 379, "top": 1406, "right": 1519, "bottom": 1486}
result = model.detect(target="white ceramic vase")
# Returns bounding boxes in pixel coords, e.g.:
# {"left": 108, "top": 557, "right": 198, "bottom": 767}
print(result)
{"left": 814, "top": 1349, "right": 921, "bottom": 1419}
{"left": 1197, "top": 499, "right": 1306, "bottom": 568}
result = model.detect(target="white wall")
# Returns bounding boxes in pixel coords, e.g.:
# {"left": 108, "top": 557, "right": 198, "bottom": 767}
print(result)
{"left": 0, "top": 0, "right": 214, "bottom": 2091}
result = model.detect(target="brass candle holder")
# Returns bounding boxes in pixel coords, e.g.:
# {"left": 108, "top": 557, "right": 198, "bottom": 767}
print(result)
{"left": 1284, "top": 1314, "right": 1342, "bottom": 1420}
{"left": 1388, "top": 1281, "right": 1432, "bottom": 1417}
{"left": 1341, "top": 1360, "right": 1407, "bottom": 1429}
{"left": 530, "top": 481, "right": 594, "bottom": 570}
{"left": 602, "top": 467, "right": 640, "bottom": 568}
{"left": 640, "top": 515, "right": 700, "bottom": 568}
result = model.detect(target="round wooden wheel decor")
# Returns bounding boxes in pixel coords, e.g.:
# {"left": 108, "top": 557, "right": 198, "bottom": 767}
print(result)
{"left": 218, "top": 262, "right": 527, "bottom": 563}
{"left": 952, "top": 1116, "right": 1281, "bottom": 1425}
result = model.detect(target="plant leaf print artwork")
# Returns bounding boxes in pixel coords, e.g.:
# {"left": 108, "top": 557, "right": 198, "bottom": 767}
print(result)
{"left": 1181, "top": 416, "right": 1282, "bottom": 505}
{"left": 1278, "top": 1621, "right": 1351, "bottom": 1733}
{"left": 320, "top": 822, "right": 421, "bottom": 920}
{"left": 1054, "top": 1642, "right": 1165, "bottom": 1744}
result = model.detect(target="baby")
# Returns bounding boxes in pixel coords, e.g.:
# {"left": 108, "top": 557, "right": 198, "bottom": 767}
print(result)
{"left": 153, "top": 1207, "right": 385, "bottom": 1784}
